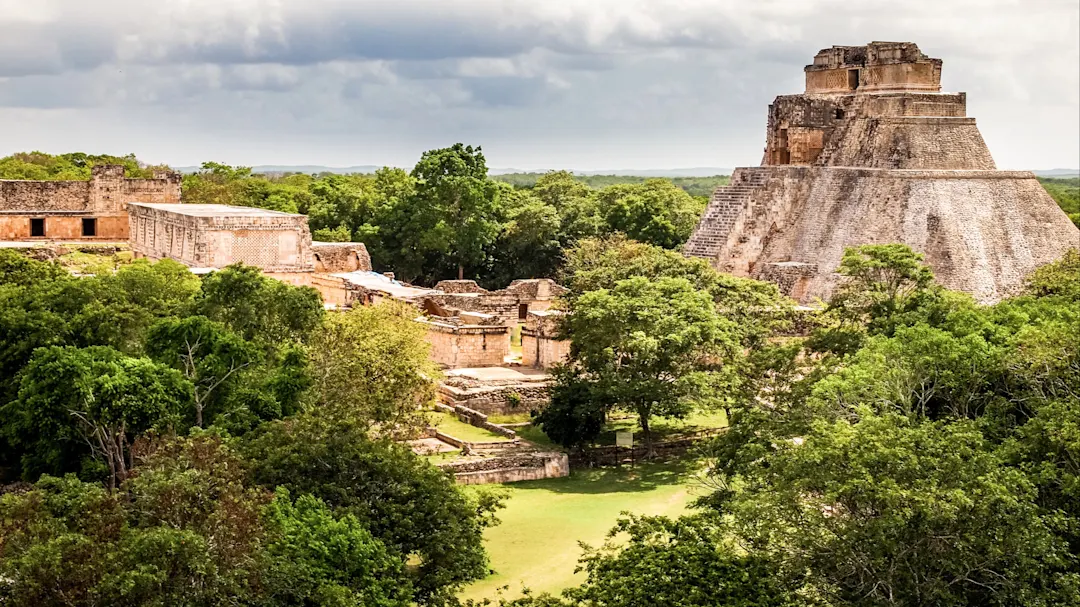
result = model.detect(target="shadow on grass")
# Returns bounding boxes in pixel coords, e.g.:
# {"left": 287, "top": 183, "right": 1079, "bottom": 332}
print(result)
{"left": 501, "top": 457, "right": 698, "bottom": 495}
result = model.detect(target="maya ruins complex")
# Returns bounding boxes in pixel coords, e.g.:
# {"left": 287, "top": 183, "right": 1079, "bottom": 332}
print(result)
{"left": 685, "top": 41, "right": 1079, "bottom": 304}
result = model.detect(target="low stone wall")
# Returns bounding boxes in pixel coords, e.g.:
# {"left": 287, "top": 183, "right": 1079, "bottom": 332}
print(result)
{"left": 438, "top": 382, "right": 550, "bottom": 415}
{"left": 441, "top": 452, "right": 570, "bottom": 485}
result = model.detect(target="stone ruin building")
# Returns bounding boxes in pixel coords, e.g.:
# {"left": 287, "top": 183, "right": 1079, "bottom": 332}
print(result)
{"left": 0, "top": 163, "right": 572, "bottom": 376}
{"left": 0, "top": 165, "right": 181, "bottom": 241}
{"left": 685, "top": 41, "right": 1080, "bottom": 304}
{"left": 129, "top": 203, "right": 315, "bottom": 282}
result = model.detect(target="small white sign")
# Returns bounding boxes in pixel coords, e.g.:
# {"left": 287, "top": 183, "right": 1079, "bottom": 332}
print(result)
{"left": 616, "top": 431, "right": 633, "bottom": 448}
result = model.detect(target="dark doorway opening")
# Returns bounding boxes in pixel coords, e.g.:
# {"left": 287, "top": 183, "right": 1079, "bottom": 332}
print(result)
{"left": 30, "top": 218, "right": 45, "bottom": 237}
{"left": 82, "top": 217, "right": 97, "bottom": 237}
{"left": 848, "top": 69, "right": 860, "bottom": 90}
{"left": 518, "top": 303, "right": 529, "bottom": 320}
{"left": 834, "top": 108, "right": 845, "bottom": 120}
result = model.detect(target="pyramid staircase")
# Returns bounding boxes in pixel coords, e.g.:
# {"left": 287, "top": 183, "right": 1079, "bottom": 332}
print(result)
{"left": 684, "top": 167, "right": 771, "bottom": 260}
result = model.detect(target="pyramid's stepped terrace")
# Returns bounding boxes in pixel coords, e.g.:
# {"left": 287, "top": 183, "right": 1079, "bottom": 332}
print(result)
{"left": 685, "top": 41, "right": 1079, "bottom": 304}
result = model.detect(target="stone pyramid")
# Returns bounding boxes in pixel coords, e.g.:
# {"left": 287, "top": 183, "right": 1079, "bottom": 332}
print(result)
{"left": 685, "top": 41, "right": 1079, "bottom": 304}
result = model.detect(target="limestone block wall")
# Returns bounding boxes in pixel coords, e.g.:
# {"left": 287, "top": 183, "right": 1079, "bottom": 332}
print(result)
{"left": 128, "top": 204, "right": 314, "bottom": 273}
{"left": 422, "top": 320, "right": 510, "bottom": 368}
{"left": 0, "top": 165, "right": 180, "bottom": 242}
{"left": 720, "top": 167, "right": 1079, "bottom": 304}
{"left": 0, "top": 181, "right": 91, "bottom": 212}
{"left": 438, "top": 382, "right": 551, "bottom": 415}
{"left": 442, "top": 452, "right": 570, "bottom": 485}
{"left": 428, "top": 279, "right": 567, "bottom": 327}
{"left": 825, "top": 117, "right": 996, "bottom": 170}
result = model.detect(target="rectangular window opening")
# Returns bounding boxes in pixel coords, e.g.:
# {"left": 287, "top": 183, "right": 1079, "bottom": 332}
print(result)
{"left": 82, "top": 217, "right": 97, "bottom": 237}
{"left": 30, "top": 218, "right": 45, "bottom": 237}
{"left": 518, "top": 303, "right": 529, "bottom": 320}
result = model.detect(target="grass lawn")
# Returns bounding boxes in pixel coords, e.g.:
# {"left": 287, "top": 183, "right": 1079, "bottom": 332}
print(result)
{"left": 426, "top": 411, "right": 511, "bottom": 443}
{"left": 458, "top": 459, "right": 702, "bottom": 602}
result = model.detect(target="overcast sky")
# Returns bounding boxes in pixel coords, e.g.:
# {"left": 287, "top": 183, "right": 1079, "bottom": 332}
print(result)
{"left": 1, "top": 0, "right": 1077, "bottom": 171}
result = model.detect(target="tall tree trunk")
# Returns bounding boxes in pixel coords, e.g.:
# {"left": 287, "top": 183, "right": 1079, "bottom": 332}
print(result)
{"left": 640, "top": 414, "right": 655, "bottom": 459}
{"left": 458, "top": 263, "right": 464, "bottom": 280}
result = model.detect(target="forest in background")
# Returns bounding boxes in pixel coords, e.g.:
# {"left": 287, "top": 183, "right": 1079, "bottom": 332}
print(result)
{"left": 0, "top": 152, "right": 1077, "bottom": 288}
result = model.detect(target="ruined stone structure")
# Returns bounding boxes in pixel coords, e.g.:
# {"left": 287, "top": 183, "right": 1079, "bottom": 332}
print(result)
{"left": 438, "top": 367, "right": 553, "bottom": 415}
{"left": 128, "top": 203, "right": 314, "bottom": 277}
{"left": 685, "top": 42, "right": 1080, "bottom": 304}
{"left": 311, "top": 241, "right": 372, "bottom": 274}
{"left": 0, "top": 166, "right": 181, "bottom": 241}
{"left": 521, "top": 310, "right": 570, "bottom": 370}
{"left": 421, "top": 316, "right": 511, "bottom": 368}
{"left": 429, "top": 279, "right": 568, "bottom": 328}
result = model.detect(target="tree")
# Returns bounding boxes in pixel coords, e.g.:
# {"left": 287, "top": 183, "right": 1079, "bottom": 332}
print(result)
{"left": 535, "top": 366, "right": 609, "bottom": 450}
{"left": 1, "top": 346, "right": 191, "bottom": 487}
{"left": 829, "top": 244, "right": 936, "bottom": 327}
{"left": 596, "top": 180, "right": 704, "bottom": 249}
{"left": 1024, "top": 248, "right": 1080, "bottom": 301}
{"left": 308, "top": 301, "right": 439, "bottom": 438}
{"left": 408, "top": 143, "right": 503, "bottom": 280}
{"left": 721, "top": 413, "right": 1075, "bottom": 607}
{"left": 146, "top": 316, "right": 260, "bottom": 428}
{"left": 261, "top": 488, "right": 413, "bottom": 607}
{"left": 0, "top": 434, "right": 413, "bottom": 607}
{"left": 195, "top": 264, "right": 324, "bottom": 345}
{"left": 561, "top": 236, "right": 788, "bottom": 348}
{"left": 243, "top": 415, "right": 503, "bottom": 605}
{"left": 565, "top": 515, "right": 796, "bottom": 607}
{"left": 563, "top": 277, "right": 730, "bottom": 454}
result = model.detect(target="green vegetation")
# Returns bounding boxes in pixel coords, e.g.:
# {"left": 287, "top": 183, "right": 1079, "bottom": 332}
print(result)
{"left": 538, "top": 236, "right": 785, "bottom": 452}
{"left": 0, "top": 252, "right": 500, "bottom": 606}
{"left": 492, "top": 173, "right": 730, "bottom": 198}
{"left": 505, "top": 244, "right": 1080, "bottom": 607}
{"left": 459, "top": 460, "right": 699, "bottom": 602}
{"left": 0, "top": 151, "right": 167, "bottom": 179}
{"left": 1038, "top": 176, "right": 1080, "bottom": 226}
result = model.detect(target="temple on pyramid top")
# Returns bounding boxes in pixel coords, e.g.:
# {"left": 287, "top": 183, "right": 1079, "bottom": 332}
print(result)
{"left": 685, "top": 42, "right": 1078, "bottom": 305}
{"left": 804, "top": 42, "right": 942, "bottom": 94}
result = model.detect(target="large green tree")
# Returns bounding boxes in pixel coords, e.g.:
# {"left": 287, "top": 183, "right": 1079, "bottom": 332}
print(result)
{"left": 406, "top": 143, "right": 503, "bottom": 280}
{"left": 308, "top": 301, "right": 438, "bottom": 438}
{"left": 1, "top": 346, "right": 190, "bottom": 488}
{"left": 0, "top": 435, "right": 412, "bottom": 607}
{"left": 560, "top": 276, "right": 731, "bottom": 454}
{"left": 242, "top": 415, "right": 502, "bottom": 606}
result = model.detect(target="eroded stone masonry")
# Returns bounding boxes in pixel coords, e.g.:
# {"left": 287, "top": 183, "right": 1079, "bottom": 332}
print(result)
{"left": 685, "top": 41, "right": 1080, "bottom": 304}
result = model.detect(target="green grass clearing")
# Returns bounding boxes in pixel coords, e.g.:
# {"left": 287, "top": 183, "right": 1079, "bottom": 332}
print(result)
{"left": 459, "top": 459, "right": 701, "bottom": 602}
{"left": 513, "top": 424, "right": 560, "bottom": 450}
{"left": 426, "top": 411, "right": 511, "bottom": 443}
{"left": 486, "top": 412, "right": 533, "bottom": 425}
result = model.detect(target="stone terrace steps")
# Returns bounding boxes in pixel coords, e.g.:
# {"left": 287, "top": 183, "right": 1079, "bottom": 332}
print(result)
{"left": 684, "top": 168, "right": 771, "bottom": 259}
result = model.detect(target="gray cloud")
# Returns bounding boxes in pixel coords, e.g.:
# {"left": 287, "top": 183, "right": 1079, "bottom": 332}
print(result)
{"left": 0, "top": 0, "right": 1076, "bottom": 170}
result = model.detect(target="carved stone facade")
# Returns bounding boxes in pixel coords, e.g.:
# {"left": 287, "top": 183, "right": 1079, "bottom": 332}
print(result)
{"left": 685, "top": 41, "right": 1080, "bottom": 304}
{"left": 128, "top": 203, "right": 314, "bottom": 273}
{"left": 0, "top": 165, "right": 181, "bottom": 241}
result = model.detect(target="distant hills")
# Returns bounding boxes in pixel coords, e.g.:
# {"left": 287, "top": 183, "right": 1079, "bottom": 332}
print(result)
{"left": 1032, "top": 169, "right": 1080, "bottom": 178}
{"left": 173, "top": 165, "right": 1077, "bottom": 178}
